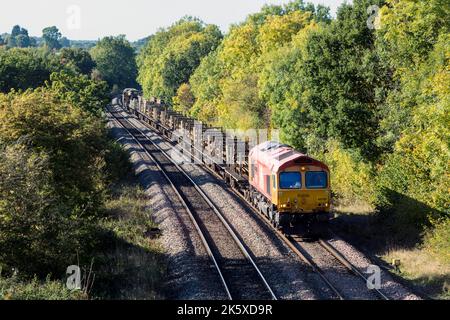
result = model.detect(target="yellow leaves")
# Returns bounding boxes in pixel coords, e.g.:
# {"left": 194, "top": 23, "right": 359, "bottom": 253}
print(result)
{"left": 291, "top": 22, "right": 319, "bottom": 55}
{"left": 3, "top": 292, "right": 13, "bottom": 300}
{"left": 194, "top": 9, "right": 318, "bottom": 132}
{"left": 258, "top": 10, "right": 312, "bottom": 54}
{"left": 385, "top": 35, "right": 450, "bottom": 212}
{"left": 320, "top": 140, "right": 376, "bottom": 206}
{"left": 173, "top": 83, "right": 194, "bottom": 114}
{"left": 219, "top": 23, "right": 259, "bottom": 71}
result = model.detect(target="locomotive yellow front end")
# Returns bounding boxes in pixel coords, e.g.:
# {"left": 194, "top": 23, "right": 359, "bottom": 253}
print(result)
{"left": 248, "top": 141, "right": 332, "bottom": 227}
{"left": 274, "top": 165, "right": 331, "bottom": 215}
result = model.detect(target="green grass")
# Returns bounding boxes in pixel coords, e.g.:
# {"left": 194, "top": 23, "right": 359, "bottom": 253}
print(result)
{"left": 0, "top": 275, "right": 86, "bottom": 300}
{"left": 334, "top": 202, "right": 450, "bottom": 300}
{"left": 383, "top": 247, "right": 450, "bottom": 299}
{"left": 90, "top": 182, "right": 167, "bottom": 300}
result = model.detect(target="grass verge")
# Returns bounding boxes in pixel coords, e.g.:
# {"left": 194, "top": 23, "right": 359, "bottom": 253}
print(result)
{"left": 91, "top": 180, "right": 166, "bottom": 299}
{"left": 332, "top": 203, "right": 450, "bottom": 300}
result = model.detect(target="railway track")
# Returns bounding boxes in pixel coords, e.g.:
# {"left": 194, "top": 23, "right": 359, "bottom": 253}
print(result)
{"left": 107, "top": 105, "right": 277, "bottom": 301}
{"left": 113, "top": 101, "right": 392, "bottom": 300}
{"left": 288, "top": 236, "right": 389, "bottom": 300}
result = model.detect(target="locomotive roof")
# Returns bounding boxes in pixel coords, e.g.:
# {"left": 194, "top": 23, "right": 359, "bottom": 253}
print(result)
{"left": 249, "top": 141, "right": 329, "bottom": 173}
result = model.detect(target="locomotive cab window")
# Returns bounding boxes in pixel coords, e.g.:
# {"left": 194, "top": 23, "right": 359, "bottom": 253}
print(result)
{"left": 279, "top": 172, "right": 301, "bottom": 189}
{"left": 305, "top": 171, "right": 328, "bottom": 189}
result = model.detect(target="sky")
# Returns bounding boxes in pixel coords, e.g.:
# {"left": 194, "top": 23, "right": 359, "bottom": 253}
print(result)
{"left": 0, "top": 0, "right": 348, "bottom": 41}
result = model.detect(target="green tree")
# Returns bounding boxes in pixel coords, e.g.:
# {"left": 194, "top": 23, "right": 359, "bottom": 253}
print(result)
{"left": 261, "top": 0, "right": 388, "bottom": 160}
{"left": 6, "top": 35, "right": 16, "bottom": 48}
{"left": 90, "top": 35, "right": 138, "bottom": 90}
{"left": 59, "top": 47, "right": 96, "bottom": 75}
{"left": 376, "top": 0, "right": 450, "bottom": 153}
{"left": 0, "top": 47, "right": 60, "bottom": 93}
{"left": 11, "top": 25, "right": 21, "bottom": 38}
{"left": 59, "top": 37, "right": 70, "bottom": 48}
{"left": 15, "top": 34, "right": 30, "bottom": 48}
{"left": 0, "top": 143, "right": 76, "bottom": 276}
{"left": 189, "top": 50, "right": 223, "bottom": 122}
{"left": 6, "top": 25, "right": 32, "bottom": 48}
{"left": 137, "top": 17, "right": 222, "bottom": 102}
{"left": 374, "top": 2, "right": 450, "bottom": 228}
{"left": 42, "top": 26, "right": 62, "bottom": 50}
{"left": 0, "top": 82, "right": 111, "bottom": 276}
{"left": 48, "top": 70, "right": 109, "bottom": 115}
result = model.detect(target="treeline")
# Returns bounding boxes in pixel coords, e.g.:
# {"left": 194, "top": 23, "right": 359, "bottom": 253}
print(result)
{"left": 1, "top": 25, "right": 70, "bottom": 50}
{"left": 0, "top": 35, "right": 138, "bottom": 94}
{"left": 137, "top": 0, "right": 449, "bottom": 252}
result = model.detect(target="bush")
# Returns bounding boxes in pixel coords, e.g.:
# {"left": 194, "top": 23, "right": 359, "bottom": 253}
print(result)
{"left": 104, "top": 140, "right": 132, "bottom": 183}
{"left": 0, "top": 143, "right": 98, "bottom": 277}
{"left": 425, "top": 219, "right": 450, "bottom": 264}
{"left": 0, "top": 89, "right": 109, "bottom": 217}
{"left": 374, "top": 33, "right": 449, "bottom": 229}
{"left": 318, "top": 140, "right": 377, "bottom": 207}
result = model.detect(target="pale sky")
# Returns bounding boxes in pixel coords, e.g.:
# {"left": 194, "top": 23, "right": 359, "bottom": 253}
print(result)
{"left": 0, "top": 0, "right": 348, "bottom": 41}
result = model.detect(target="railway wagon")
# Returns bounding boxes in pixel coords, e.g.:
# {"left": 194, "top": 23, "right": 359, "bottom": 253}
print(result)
{"left": 247, "top": 141, "right": 331, "bottom": 228}
{"left": 122, "top": 88, "right": 140, "bottom": 107}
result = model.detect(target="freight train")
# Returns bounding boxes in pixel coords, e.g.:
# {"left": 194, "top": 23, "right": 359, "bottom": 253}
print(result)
{"left": 120, "top": 89, "right": 332, "bottom": 228}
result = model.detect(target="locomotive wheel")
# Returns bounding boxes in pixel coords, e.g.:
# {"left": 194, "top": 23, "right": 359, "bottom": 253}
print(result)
{"left": 274, "top": 211, "right": 280, "bottom": 229}
{"left": 269, "top": 206, "right": 274, "bottom": 224}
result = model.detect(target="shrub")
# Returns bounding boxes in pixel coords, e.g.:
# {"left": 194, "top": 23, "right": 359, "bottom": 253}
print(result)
{"left": 425, "top": 219, "right": 450, "bottom": 264}
{"left": 0, "top": 143, "right": 97, "bottom": 277}
{"left": 319, "top": 140, "right": 377, "bottom": 207}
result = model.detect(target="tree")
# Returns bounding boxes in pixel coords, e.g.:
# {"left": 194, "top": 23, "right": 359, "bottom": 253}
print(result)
{"left": 0, "top": 142, "right": 74, "bottom": 276}
{"left": 189, "top": 50, "right": 223, "bottom": 122}
{"left": 260, "top": 0, "right": 388, "bottom": 160}
{"left": 11, "top": 25, "right": 21, "bottom": 38}
{"left": 137, "top": 18, "right": 222, "bottom": 101}
{"left": 0, "top": 83, "right": 110, "bottom": 276}
{"left": 376, "top": 0, "right": 450, "bottom": 153}
{"left": 59, "top": 37, "right": 71, "bottom": 48}
{"left": 48, "top": 70, "right": 109, "bottom": 115}
{"left": 373, "top": 2, "right": 450, "bottom": 227}
{"left": 6, "top": 25, "right": 31, "bottom": 48}
{"left": 6, "top": 35, "right": 16, "bottom": 48}
{"left": 42, "top": 26, "right": 62, "bottom": 50}
{"left": 59, "top": 47, "right": 96, "bottom": 75}
{"left": 0, "top": 47, "right": 60, "bottom": 93}
{"left": 188, "top": 5, "right": 317, "bottom": 129}
{"left": 90, "top": 35, "right": 138, "bottom": 90}
{"left": 15, "top": 34, "right": 30, "bottom": 48}
{"left": 173, "top": 83, "right": 194, "bottom": 114}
